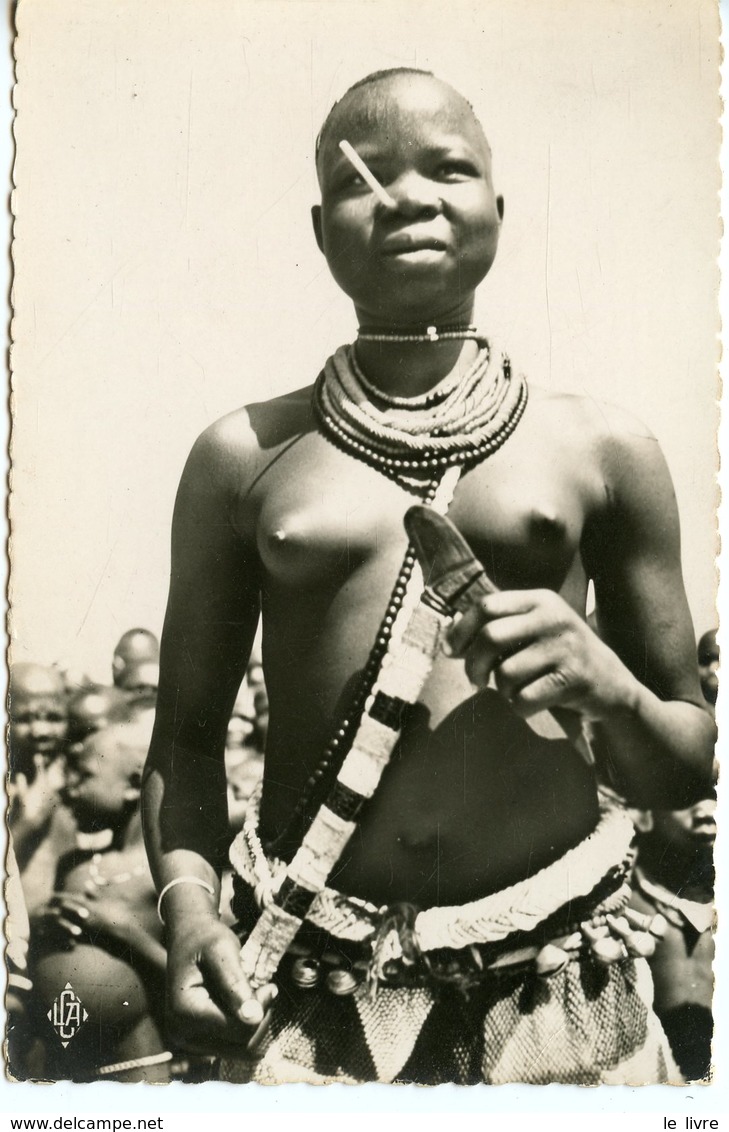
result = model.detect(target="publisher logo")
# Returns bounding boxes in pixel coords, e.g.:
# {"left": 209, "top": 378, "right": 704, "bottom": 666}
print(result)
{"left": 48, "top": 982, "right": 88, "bottom": 1047}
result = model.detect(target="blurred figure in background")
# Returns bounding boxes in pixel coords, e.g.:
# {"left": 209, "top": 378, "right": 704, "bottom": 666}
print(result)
{"left": 697, "top": 628, "right": 719, "bottom": 715}
{"left": 218, "top": 675, "right": 268, "bottom": 941}
{"left": 220, "top": 682, "right": 265, "bottom": 917}
{"left": 8, "top": 664, "right": 76, "bottom": 913}
{"left": 245, "top": 642, "right": 264, "bottom": 698}
{"left": 58, "top": 665, "right": 94, "bottom": 700}
{"left": 112, "top": 628, "right": 159, "bottom": 691}
{"left": 630, "top": 798, "right": 716, "bottom": 1081}
{"left": 117, "top": 660, "right": 160, "bottom": 705}
{"left": 8, "top": 663, "right": 68, "bottom": 784}
{"left": 66, "top": 684, "right": 128, "bottom": 757}
{"left": 27, "top": 709, "right": 170, "bottom": 1083}
{"left": 5, "top": 843, "right": 37, "bottom": 1078}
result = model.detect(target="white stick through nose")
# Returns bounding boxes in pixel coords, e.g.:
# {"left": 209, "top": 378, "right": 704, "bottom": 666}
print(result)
{"left": 338, "top": 140, "right": 398, "bottom": 210}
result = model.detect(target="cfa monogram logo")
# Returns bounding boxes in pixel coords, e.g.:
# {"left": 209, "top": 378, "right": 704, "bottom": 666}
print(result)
{"left": 48, "top": 982, "right": 89, "bottom": 1048}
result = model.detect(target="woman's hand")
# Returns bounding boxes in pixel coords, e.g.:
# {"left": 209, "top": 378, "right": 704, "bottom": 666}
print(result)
{"left": 165, "top": 910, "right": 277, "bottom": 1056}
{"left": 445, "top": 588, "right": 636, "bottom": 721}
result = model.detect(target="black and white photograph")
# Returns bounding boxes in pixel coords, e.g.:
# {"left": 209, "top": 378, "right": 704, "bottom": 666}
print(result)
{"left": 4, "top": 0, "right": 723, "bottom": 1108}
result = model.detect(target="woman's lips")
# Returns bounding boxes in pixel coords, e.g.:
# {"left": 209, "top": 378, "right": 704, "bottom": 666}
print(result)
{"left": 381, "top": 233, "right": 447, "bottom": 255}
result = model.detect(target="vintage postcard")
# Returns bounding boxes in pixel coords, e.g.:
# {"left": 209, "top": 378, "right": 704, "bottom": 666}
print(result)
{"left": 4, "top": 0, "right": 724, "bottom": 1115}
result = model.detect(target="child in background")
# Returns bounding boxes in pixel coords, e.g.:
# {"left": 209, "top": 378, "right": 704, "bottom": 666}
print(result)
{"left": 697, "top": 629, "right": 719, "bottom": 714}
{"left": 66, "top": 684, "right": 127, "bottom": 756}
{"left": 8, "top": 664, "right": 75, "bottom": 914}
{"left": 112, "top": 627, "right": 159, "bottom": 689}
{"left": 28, "top": 711, "right": 169, "bottom": 1082}
{"left": 630, "top": 798, "right": 716, "bottom": 1081}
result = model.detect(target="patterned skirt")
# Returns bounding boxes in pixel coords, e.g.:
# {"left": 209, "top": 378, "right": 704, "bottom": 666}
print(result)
{"left": 218, "top": 951, "right": 678, "bottom": 1085}
{"left": 222, "top": 796, "right": 679, "bottom": 1085}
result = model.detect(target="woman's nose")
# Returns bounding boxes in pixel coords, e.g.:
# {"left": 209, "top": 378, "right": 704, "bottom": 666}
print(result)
{"left": 387, "top": 172, "right": 441, "bottom": 218}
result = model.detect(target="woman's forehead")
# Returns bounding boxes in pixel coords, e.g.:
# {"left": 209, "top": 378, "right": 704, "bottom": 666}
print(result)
{"left": 320, "top": 76, "right": 489, "bottom": 169}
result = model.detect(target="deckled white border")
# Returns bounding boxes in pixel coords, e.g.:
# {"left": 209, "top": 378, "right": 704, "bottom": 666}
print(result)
{"left": 2, "top": 0, "right": 726, "bottom": 1122}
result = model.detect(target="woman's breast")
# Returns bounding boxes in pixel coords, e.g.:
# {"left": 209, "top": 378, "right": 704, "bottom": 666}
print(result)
{"left": 257, "top": 487, "right": 407, "bottom": 592}
{"left": 256, "top": 474, "right": 585, "bottom": 603}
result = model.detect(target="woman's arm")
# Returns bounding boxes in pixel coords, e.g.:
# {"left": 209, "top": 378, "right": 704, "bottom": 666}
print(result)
{"left": 447, "top": 404, "right": 714, "bottom": 809}
{"left": 142, "top": 416, "right": 275, "bottom": 1052}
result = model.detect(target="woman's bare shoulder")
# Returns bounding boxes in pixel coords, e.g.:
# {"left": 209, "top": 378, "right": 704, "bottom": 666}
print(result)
{"left": 528, "top": 383, "right": 655, "bottom": 440}
{"left": 186, "top": 384, "right": 316, "bottom": 480}
{"left": 528, "top": 384, "right": 659, "bottom": 469}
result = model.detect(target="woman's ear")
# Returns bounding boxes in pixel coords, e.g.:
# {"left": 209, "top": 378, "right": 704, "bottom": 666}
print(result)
{"left": 311, "top": 205, "right": 324, "bottom": 253}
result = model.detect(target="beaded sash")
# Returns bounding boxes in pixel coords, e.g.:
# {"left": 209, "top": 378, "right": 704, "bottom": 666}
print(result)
{"left": 238, "top": 466, "right": 461, "bottom": 988}
{"left": 239, "top": 343, "right": 529, "bottom": 988}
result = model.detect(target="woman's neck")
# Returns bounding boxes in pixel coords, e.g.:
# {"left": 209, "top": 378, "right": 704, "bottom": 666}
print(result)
{"left": 354, "top": 337, "right": 481, "bottom": 399}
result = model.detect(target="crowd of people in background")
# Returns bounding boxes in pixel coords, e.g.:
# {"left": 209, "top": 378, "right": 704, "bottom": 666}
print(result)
{"left": 6, "top": 628, "right": 267, "bottom": 1083}
{"left": 4, "top": 622, "right": 717, "bottom": 1082}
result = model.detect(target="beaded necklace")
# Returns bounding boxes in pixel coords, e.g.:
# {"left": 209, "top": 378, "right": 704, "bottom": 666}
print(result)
{"left": 83, "top": 852, "right": 147, "bottom": 897}
{"left": 357, "top": 323, "right": 479, "bottom": 344}
{"left": 313, "top": 339, "right": 528, "bottom": 492}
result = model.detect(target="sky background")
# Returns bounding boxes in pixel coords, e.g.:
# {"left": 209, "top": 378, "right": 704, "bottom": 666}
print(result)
{"left": 10, "top": 0, "right": 720, "bottom": 682}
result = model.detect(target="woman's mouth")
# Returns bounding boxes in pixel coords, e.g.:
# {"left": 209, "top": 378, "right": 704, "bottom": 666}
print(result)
{"left": 381, "top": 232, "right": 447, "bottom": 256}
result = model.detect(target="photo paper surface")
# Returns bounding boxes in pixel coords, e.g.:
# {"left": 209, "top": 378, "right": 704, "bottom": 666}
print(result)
{"left": 4, "top": 0, "right": 722, "bottom": 1108}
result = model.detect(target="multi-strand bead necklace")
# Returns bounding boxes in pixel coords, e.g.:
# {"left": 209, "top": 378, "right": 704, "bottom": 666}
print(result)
{"left": 313, "top": 336, "right": 528, "bottom": 492}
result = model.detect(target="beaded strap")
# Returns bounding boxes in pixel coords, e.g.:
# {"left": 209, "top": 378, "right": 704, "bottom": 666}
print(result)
{"left": 239, "top": 467, "right": 462, "bottom": 988}
{"left": 263, "top": 473, "right": 442, "bottom": 856}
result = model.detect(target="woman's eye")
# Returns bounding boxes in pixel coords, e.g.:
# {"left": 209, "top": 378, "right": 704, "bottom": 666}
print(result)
{"left": 437, "top": 161, "right": 477, "bottom": 180}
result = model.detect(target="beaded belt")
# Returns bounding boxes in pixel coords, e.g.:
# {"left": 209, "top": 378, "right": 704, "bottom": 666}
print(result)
{"left": 232, "top": 867, "right": 667, "bottom": 997}
{"left": 232, "top": 791, "right": 635, "bottom": 951}
{"left": 229, "top": 793, "right": 667, "bottom": 995}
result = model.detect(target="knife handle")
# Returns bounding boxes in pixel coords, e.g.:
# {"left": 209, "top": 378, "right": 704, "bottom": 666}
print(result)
{"left": 404, "top": 505, "right": 593, "bottom": 759}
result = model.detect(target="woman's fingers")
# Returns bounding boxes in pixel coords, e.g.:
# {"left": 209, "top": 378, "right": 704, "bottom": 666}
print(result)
{"left": 445, "top": 593, "right": 541, "bottom": 657}
{"left": 200, "top": 931, "right": 262, "bottom": 1023}
{"left": 167, "top": 922, "right": 278, "bottom": 1055}
{"left": 245, "top": 985, "right": 279, "bottom": 1056}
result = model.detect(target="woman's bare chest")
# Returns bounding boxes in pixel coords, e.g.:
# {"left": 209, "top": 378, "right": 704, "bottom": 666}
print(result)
{"left": 242, "top": 428, "right": 592, "bottom": 595}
